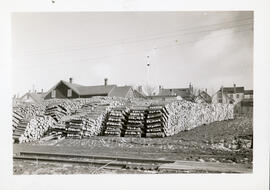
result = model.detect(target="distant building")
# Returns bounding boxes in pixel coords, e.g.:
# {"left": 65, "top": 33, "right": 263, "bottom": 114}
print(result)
{"left": 212, "top": 84, "right": 253, "bottom": 114}
{"left": 20, "top": 90, "right": 46, "bottom": 104}
{"left": 44, "top": 78, "right": 134, "bottom": 100}
{"left": 212, "top": 84, "right": 244, "bottom": 104}
{"left": 132, "top": 89, "right": 147, "bottom": 99}
{"left": 244, "top": 90, "right": 253, "bottom": 99}
{"left": 194, "top": 90, "right": 212, "bottom": 104}
{"left": 156, "top": 84, "right": 194, "bottom": 102}
{"left": 234, "top": 90, "right": 253, "bottom": 114}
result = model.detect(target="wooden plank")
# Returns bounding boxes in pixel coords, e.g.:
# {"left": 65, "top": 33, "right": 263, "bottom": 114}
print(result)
{"left": 158, "top": 160, "right": 252, "bottom": 173}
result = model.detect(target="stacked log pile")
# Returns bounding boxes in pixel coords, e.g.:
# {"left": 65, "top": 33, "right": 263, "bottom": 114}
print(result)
{"left": 13, "top": 103, "right": 45, "bottom": 119}
{"left": 49, "top": 101, "right": 121, "bottom": 139}
{"left": 12, "top": 110, "right": 29, "bottom": 142}
{"left": 44, "top": 104, "right": 71, "bottom": 122}
{"left": 163, "top": 101, "right": 234, "bottom": 136}
{"left": 145, "top": 104, "right": 169, "bottom": 138}
{"left": 48, "top": 123, "right": 66, "bottom": 137}
{"left": 124, "top": 106, "right": 147, "bottom": 138}
{"left": 82, "top": 103, "right": 120, "bottom": 137}
{"left": 19, "top": 115, "right": 55, "bottom": 143}
{"left": 104, "top": 107, "right": 129, "bottom": 137}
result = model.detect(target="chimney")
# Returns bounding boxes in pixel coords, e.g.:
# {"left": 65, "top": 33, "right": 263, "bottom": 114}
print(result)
{"left": 159, "top": 85, "right": 162, "bottom": 93}
{"left": 41, "top": 89, "right": 43, "bottom": 93}
{"left": 138, "top": 86, "right": 142, "bottom": 93}
{"left": 233, "top": 84, "right": 236, "bottom": 93}
{"left": 189, "top": 83, "right": 193, "bottom": 94}
{"left": 205, "top": 88, "right": 207, "bottom": 93}
{"left": 104, "top": 78, "right": 108, "bottom": 86}
{"left": 69, "top": 77, "right": 73, "bottom": 83}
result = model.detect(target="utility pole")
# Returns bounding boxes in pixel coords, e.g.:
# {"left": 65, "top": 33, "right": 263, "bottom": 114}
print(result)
{"left": 146, "top": 55, "right": 150, "bottom": 85}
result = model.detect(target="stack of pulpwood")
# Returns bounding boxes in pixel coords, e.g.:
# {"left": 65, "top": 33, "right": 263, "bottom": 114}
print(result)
{"left": 164, "top": 100, "right": 234, "bottom": 136}
{"left": 124, "top": 106, "right": 147, "bottom": 138}
{"left": 82, "top": 103, "right": 115, "bottom": 137}
{"left": 12, "top": 110, "right": 28, "bottom": 142}
{"left": 13, "top": 103, "right": 45, "bottom": 119}
{"left": 145, "top": 104, "right": 169, "bottom": 138}
{"left": 49, "top": 102, "right": 117, "bottom": 139}
{"left": 104, "top": 107, "right": 129, "bottom": 137}
{"left": 44, "top": 103, "right": 70, "bottom": 122}
{"left": 19, "top": 115, "right": 55, "bottom": 143}
{"left": 65, "top": 118, "right": 85, "bottom": 139}
{"left": 48, "top": 123, "right": 66, "bottom": 138}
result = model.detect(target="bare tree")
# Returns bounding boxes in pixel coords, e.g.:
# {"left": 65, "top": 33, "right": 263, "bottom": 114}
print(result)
{"left": 143, "top": 84, "right": 158, "bottom": 96}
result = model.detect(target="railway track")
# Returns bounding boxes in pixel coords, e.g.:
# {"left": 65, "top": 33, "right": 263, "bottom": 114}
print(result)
{"left": 13, "top": 151, "right": 252, "bottom": 173}
{"left": 13, "top": 151, "right": 174, "bottom": 171}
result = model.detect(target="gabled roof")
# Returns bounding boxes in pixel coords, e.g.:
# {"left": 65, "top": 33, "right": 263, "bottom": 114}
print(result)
{"left": 220, "top": 87, "right": 245, "bottom": 93}
{"left": 132, "top": 89, "right": 146, "bottom": 98}
{"left": 244, "top": 90, "right": 253, "bottom": 95}
{"left": 45, "top": 80, "right": 117, "bottom": 97}
{"left": 20, "top": 92, "right": 45, "bottom": 103}
{"left": 196, "top": 91, "right": 212, "bottom": 103}
{"left": 108, "top": 86, "right": 132, "bottom": 98}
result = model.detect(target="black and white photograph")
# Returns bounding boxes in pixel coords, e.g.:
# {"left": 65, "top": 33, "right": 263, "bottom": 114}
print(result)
{"left": 11, "top": 11, "right": 254, "bottom": 175}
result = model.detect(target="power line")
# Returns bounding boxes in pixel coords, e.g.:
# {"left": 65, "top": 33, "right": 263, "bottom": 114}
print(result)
{"left": 19, "top": 17, "right": 253, "bottom": 56}
{"left": 17, "top": 27, "right": 252, "bottom": 69}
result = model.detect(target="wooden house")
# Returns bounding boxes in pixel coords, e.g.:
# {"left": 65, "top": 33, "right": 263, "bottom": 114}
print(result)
{"left": 44, "top": 78, "right": 134, "bottom": 100}
{"left": 212, "top": 84, "right": 244, "bottom": 104}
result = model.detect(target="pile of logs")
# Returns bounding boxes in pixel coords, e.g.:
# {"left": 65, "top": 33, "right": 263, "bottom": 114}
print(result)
{"left": 145, "top": 104, "right": 169, "bottom": 138}
{"left": 124, "top": 106, "right": 147, "bottom": 138}
{"left": 48, "top": 123, "right": 66, "bottom": 137}
{"left": 12, "top": 110, "right": 29, "bottom": 142}
{"left": 164, "top": 101, "right": 234, "bottom": 136}
{"left": 19, "top": 115, "right": 55, "bottom": 143}
{"left": 48, "top": 102, "right": 118, "bottom": 139}
{"left": 104, "top": 107, "right": 129, "bottom": 137}
{"left": 13, "top": 103, "right": 45, "bottom": 119}
{"left": 65, "top": 119, "right": 85, "bottom": 139}
{"left": 44, "top": 103, "right": 70, "bottom": 122}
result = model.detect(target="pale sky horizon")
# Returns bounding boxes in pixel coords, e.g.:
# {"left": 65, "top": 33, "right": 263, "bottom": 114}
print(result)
{"left": 12, "top": 11, "right": 253, "bottom": 96}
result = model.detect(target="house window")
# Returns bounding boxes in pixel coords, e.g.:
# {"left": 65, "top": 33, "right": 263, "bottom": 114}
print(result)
{"left": 218, "top": 99, "right": 222, "bottom": 103}
{"left": 51, "top": 90, "right": 56, "bottom": 98}
{"left": 67, "top": 89, "right": 72, "bottom": 97}
{"left": 236, "top": 94, "right": 239, "bottom": 98}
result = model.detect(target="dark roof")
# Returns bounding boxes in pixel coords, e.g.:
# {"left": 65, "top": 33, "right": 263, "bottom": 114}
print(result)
{"left": 61, "top": 80, "right": 116, "bottom": 95}
{"left": 196, "top": 91, "right": 212, "bottom": 103}
{"left": 45, "top": 80, "right": 137, "bottom": 98}
{"left": 158, "top": 89, "right": 177, "bottom": 96}
{"left": 244, "top": 90, "right": 253, "bottom": 95}
{"left": 108, "top": 86, "right": 132, "bottom": 98}
{"left": 220, "top": 87, "right": 245, "bottom": 93}
{"left": 133, "top": 89, "right": 146, "bottom": 98}
{"left": 158, "top": 88, "right": 193, "bottom": 100}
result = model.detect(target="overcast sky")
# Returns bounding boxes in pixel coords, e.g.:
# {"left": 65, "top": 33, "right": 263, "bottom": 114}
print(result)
{"left": 12, "top": 11, "right": 253, "bottom": 96}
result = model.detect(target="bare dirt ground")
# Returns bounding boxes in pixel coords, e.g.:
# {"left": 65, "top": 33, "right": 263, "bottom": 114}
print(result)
{"left": 13, "top": 115, "right": 253, "bottom": 174}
